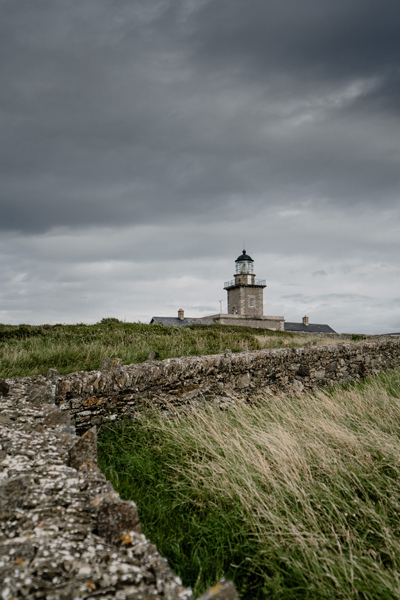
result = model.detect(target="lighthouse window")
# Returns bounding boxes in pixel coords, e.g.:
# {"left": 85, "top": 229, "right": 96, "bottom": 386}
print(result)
{"left": 236, "top": 261, "right": 254, "bottom": 275}
{"left": 249, "top": 298, "right": 254, "bottom": 307}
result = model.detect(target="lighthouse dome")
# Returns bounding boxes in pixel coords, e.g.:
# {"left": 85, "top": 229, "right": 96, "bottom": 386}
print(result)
{"left": 235, "top": 250, "right": 253, "bottom": 262}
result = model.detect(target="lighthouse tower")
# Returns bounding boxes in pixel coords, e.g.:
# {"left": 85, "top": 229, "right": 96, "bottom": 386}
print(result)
{"left": 150, "top": 248, "right": 285, "bottom": 331}
{"left": 224, "top": 250, "right": 266, "bottom": 316}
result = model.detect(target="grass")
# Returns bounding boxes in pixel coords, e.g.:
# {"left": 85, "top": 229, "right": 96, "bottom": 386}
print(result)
{"left": 98, "top": 370, "right": 400, "bottom": 599}
{"left": 0, "top": 320, "right": 316, "bottom": 379}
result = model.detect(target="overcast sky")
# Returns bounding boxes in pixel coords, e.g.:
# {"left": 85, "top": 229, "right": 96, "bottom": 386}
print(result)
{"left": 1, "top": 0, "right": 399, "bottom": 333}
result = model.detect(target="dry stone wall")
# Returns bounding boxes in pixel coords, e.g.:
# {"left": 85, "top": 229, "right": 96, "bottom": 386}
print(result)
{"left": 0, "top": 376, "right": 238, "bottom": 600}
{"left": 53, "top": 338, "right": 400, "bottom": 434}
{"left": 2, "top": 337, "right": 400, "bottom": 599}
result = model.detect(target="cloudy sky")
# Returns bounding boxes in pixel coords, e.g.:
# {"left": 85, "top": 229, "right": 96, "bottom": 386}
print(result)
{"left": 1, "top": 0, "right": 399, "bottom": 333}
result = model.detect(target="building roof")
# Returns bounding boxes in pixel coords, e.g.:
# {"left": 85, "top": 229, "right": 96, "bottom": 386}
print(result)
{"left": 235, "top": 249, "right": 253, "bottom": 262}
{"left": 150, "top": 316, "right": 204, "bottom": 327}
{"left": 284, "top": 322, "right": 336, "bottom": 333}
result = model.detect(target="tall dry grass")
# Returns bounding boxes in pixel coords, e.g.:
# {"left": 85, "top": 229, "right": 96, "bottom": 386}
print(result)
{"left": 99, "top": 370, "right": 400, "bottom": 599}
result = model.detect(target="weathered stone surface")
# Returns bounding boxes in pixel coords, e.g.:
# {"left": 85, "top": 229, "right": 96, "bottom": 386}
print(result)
{"left": 0, "top": 385, "right": 192, "bottom": 600}
{"left": 236, "top": 372, "right": 251, "bottom": 388}
{"left": 197, "top": 579, "right": 239, "bottom": 600}
{"left": 0, "top": 475, "right": 30, "bottom": 513}
{"left": 100, "top": 355, "right": 113, "bottom": 371}
{"left": 292, "top": 379, "right": 304, "bottom": 393}
{"left": 68, "top": 425, "right": 97, "bottom": 469}
{"left": 43, "top": 407, "right": 71, "bottom": 428}
{"left": 0, "top": 379, "right": 9, "bottom": 397}
{"left": 112, "top": 357, "right": 123, "bottom": 377}
{"left": 95, "top": 493, "right": 141, "bottom": 545}
{"left": 26, "top": 383, "right": 54, "bottom": 404}
{"left": 46, "top": 367, "right": 60, "bottom": 381}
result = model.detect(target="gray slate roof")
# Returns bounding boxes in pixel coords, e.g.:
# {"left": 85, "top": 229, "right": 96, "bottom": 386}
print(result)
{"left": 284, "top": 322, "right": 336, "bottom": 333}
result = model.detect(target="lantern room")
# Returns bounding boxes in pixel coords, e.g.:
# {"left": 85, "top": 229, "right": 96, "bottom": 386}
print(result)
{"left": 235, "top": 250, "right": 254, "bottom": 274}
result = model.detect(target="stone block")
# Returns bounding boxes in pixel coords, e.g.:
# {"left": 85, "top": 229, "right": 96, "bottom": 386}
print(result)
{"left": 100, "top": 355, "right": 113, "bottom": 372}
{"left": 292, "top": 379, "right": 304, "bottom": 393}
{"left": 297, "top": 364, "right": 310, "bottom": 377}
{"left": 95, "top": 493, "right": 141, "bottom": 545}
{"left": 197, "top": 579, "right": 239, "bottom": 600}
{"left": 56, "top": 379, "right": 71, "bottom": 399}
{"left": 326, "top": 361, "right": 338, "bottom": 373}
{"left": 112, "top": 358, "right": 122, "bottom": 371}
{"left": 46, "top": 368, "right": 60, "bottom": 382}
{"left": 68, "top": 426, "right": 97, "bottom": 469}
{"left": 236, "top": 372, "right": 250, "bottom": 388}
{"left": 314, "top": 369, "right": 326, "bottom": 379}
{"left": 0, "top": 475, "right": 30, "bottom": 513}
{"left": 0, "top": 379, "right": 9, "bottom": 397}
{"left": 27, "top": 384, "right": 54, "bottom": 404}
{"left": 43, "top": 408, "right": 71, "bottom": 428}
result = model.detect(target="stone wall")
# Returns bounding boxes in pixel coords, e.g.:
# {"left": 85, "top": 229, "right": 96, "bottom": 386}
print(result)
{"left": 0, "top": 375, "right": 238, "bottom": 600}
{"left": 51, "top": 338, "right": 400, "bottom": 435}
{"left": 2, "top": 337, "right": 400, "bottom": 599}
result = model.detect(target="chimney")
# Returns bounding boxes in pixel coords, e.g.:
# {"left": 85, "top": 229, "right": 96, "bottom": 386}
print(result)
{"left": 303, "top": 315, "right": 309, "bottom": 326}
{"left": 178, "top": 308, "right": 184, "bottom": 321}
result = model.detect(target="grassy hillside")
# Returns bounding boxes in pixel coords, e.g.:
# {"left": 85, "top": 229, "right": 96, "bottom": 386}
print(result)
{"left": 0, "top": 320, "right": 310, "bottom": 379}
{"left": 98, "top": 370, "right": 400, "bottom": 599}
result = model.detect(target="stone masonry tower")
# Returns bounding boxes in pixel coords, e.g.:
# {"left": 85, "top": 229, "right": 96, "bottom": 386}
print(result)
{"left": 224, "top": 250, "right": 266, "bottom": 316}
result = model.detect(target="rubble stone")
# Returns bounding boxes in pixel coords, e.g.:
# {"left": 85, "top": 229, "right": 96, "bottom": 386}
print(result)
{"left": 0, "top": 379, "right": 9, "bottom": 397}
{"left": 26, "top": 383, "right": 54, "bottom": 404}
{"left": 0, "top": 475, "right": 31, "bottom": 513}
{"left": 46, "top": 368, "right": 60, "bottom": 382}
{"left": 100, "top": 355, "right": 113, "bottom": 372}
{"left": 68, "top": 426, "right": 98, "bottom": 469}
{"left": 95, "top": 493, "right": 141, "bottom": 545}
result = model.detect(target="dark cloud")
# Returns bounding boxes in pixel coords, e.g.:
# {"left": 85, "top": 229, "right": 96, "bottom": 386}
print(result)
{"left": 192, "top": 0, "right": 400, "bottom": 79}
{"left": 0, "top": 0, "right": 399, "bottom": 233}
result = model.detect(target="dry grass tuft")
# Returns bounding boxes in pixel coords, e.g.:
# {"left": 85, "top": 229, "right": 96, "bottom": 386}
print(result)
{"left": 99, "top": 370, "right": 400, "bottom": 598}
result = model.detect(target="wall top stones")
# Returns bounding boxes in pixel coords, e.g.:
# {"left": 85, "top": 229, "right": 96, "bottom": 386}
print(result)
{"left": 55, "top": 338, "right": 400, "bottom": 402}
{"left": 50, "top": 337, "right": 400, "bottom": 437}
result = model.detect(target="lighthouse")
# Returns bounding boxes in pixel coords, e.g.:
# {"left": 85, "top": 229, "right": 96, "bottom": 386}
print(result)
{"left": 151, "top": 249, "right": 285, "bottom": 331}
{"left": 224, "top": 250, "right": 266, "bottom": 316}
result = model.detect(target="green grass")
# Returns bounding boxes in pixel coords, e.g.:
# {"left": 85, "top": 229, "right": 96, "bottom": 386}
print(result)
{"left": 351, "top": 334, "right": 365, "bottom": 342}
{"left": 0, "top": 321, "right": 303, "bottom": 379}
{"left": 98, "top": 370, "right": 400, "bottom": 599}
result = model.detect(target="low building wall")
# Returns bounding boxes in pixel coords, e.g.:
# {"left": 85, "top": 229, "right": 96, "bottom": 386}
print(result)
{"left": 199, "top": 313, "right": 285, "bottom": 330}
{"left": 50, "top": 338, "right": 400, "bottom": 435}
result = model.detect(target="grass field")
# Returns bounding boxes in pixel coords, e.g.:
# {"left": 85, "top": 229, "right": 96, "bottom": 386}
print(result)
{"left": 98, "top": 370, "right": 400, "bottom": 600}
{"left": 0, "top": 320, "right": 321, "bottom": 379}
